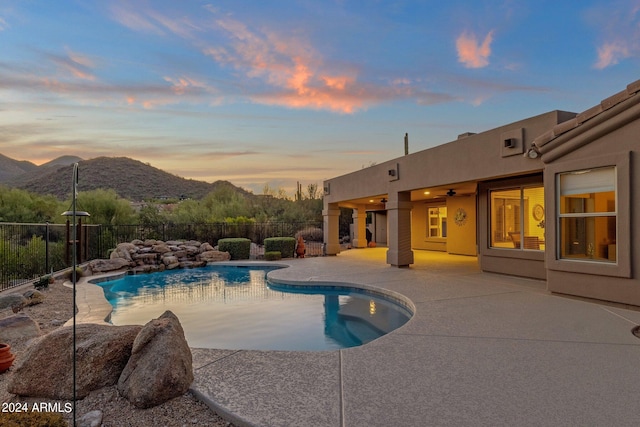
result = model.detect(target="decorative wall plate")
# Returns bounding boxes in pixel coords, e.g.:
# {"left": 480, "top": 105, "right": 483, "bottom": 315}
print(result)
{"left": 532, "top": 204, "right": 545, "bottom": 221}
{"left": 454, "top": 208, "right": 467, "bottom": 226}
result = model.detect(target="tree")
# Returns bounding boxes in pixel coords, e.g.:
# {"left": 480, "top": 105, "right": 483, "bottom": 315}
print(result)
{"left": 0, "top": 186, "right": 61, "bottom": 223}
{"left": 67, "top": 189, "right": 137, "bottom": 225}
{"left": 307, "top": 183, "right": 320, "bottom": 200}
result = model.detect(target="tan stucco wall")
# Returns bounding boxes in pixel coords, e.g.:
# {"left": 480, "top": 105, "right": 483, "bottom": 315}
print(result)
{"left": 411, "top": 203, "right": 446, "bottom": 251}
{"left": 542, "top": 102, "right": 640, "bottom": 306}
{"left": 446, "top": 196, "right": 477, "bottom": 256}
{"left": 324, "top": 111, "right": 574, "bottom": 205}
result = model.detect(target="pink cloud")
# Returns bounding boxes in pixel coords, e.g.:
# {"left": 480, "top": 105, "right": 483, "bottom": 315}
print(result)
{"left": 108, "top": 1, "right": 200, "bottom": 39}
{"left": 588, "top": 1, "right": 640, "bottom": 68}
{"left": 104, "top": 4, "right": 454, "bottom": 112}
{"left": 203, "top": 16, "right": 444, "bottom": 113}
{"left": 456, "top": 30, "right": 494, "bottom": 68}
{"left": 594, "top": 41, "right": 630, "bottom": 69}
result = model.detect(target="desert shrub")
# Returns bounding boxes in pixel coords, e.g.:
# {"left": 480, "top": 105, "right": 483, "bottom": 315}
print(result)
{"left": 34, "top": 275, "right": 51, "bottom": 290}
{"left": 63, "top": 267, "right": 84, "bottom": 281}
{"left": 295, "top": 227, "right": 323, "bottom": 242}
{"left": 217, "top": 238, "right": 251, "bottom": 260}
{"left": 0, "top": 411, "right": 68, "bottom": 426}
{"left": 264, "top": 251, "right": 282, "bottom": 261}
{"left": 264, "top": 237, "right": 296, "bottom": 258}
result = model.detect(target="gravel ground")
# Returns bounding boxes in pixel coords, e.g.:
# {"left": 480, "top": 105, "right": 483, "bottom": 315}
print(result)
{"left": 0, "top": 280, "right": 234, "bottom": 427}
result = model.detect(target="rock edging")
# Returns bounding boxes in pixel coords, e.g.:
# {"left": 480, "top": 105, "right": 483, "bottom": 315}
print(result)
{"left": 89, "top": 239, "right": 231, "bottom": 274}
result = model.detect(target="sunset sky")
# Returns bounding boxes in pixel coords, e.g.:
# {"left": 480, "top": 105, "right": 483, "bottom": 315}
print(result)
{"left": 2, "top": 1, "right": 640, "bottom": 195}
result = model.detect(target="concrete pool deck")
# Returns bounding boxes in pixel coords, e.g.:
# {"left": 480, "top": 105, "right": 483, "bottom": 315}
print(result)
{"left": 187, "top": 248, "right": 640, "bottom": 427}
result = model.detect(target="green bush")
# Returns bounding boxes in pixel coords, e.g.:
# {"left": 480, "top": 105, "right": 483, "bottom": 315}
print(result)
{"left": 34, "top": 275, "right": 51, "bottom": 290}
{"left": 218, "top": 238, "right": 251, "bottom": 260}
{"left": 264, "top": 251, "right": 282, "bottom": 261}
{"left": 63, "top": 267, "right": 84, "bottom": 281}
{"left": 264, "top": 237, "right": 296, "bottom": 258}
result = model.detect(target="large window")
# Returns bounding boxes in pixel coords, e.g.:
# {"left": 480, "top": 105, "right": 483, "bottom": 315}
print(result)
{"left": 558, "top": 167, "right": 616, "bottom": 263}
{"left": 490, "top": 186, "right": 544, "bottom": 250}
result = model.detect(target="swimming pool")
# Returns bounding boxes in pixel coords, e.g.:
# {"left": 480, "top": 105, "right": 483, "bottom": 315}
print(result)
{"left": 97, "top": 264, "right": 412, "bottom": 351}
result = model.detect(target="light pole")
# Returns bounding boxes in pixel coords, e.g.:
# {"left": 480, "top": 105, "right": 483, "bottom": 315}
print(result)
{"left": 61, "top": 163, "right": 89, "bottom": 426}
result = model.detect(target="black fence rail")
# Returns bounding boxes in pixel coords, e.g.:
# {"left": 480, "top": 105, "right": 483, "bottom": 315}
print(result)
{"left": 1, "top": 221, "right": 323, "bottom": 291}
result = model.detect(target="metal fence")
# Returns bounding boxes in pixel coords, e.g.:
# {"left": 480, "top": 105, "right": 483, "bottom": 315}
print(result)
{"left": 0, "top": 221, "right": 323, "bottom": 291}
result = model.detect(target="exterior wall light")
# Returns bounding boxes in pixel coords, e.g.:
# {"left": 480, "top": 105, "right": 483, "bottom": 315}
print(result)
{"left": 524, "top": 147, "right": 540, "bottom": 159}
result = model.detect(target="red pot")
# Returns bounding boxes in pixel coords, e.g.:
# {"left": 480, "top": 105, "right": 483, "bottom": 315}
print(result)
{"left": 0, "top": 343, "right": 16, "bottom": 373}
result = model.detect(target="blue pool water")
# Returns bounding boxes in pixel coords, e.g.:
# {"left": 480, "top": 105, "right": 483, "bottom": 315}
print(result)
{"left": 97, "top": 265, "right": 412, "bottom": 351}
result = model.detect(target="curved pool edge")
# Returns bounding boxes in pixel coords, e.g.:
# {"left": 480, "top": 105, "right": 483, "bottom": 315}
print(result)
{"left": 265, "top": 275, "right": 416, "bottom": 319}
{"left": 63, "top": 271, "right": 126, "bottom": 327}
{"left": 67, "top": 259, "right": 422, "bottom": 427}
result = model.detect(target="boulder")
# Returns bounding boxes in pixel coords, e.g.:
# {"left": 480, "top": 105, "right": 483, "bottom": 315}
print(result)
{"left": 183, "top": 245, "right": 200, "bottom": 255}
{"left": 8, "top": 324, "right": 142, "bottom": 399}
{"left": 198, "top": 250, "right": 231, "bottom": 263}
{"left": 110, "top": 243, "right": 138, "bottom": 261}
{"left": 172, "top": 250, "right": 187, "bottom": 259}
{"left": 23, "top": 289, "right": 45, "bottom": 306}
{"left": 0, "top": 314, "right": 41, "bottom": 343}
{"left": 89, "top": 258, "right": 131, "bottom": 273}
{"left": 162, "top": 255, "right": 179, "bottom": 266}
{"left": 200, "top": 242, "right": 215, "bottom": 252}
{"left": 152, "top": 244, "right": 171, "bottom": 254}
{"left": 117, "top": 311, "right": 193, "bottom": 408}
{"left": 78, "top": 410, "right": 103, "bottom": 427}
{"left": 0, "top": 294, "right": 28, "bottom": 312}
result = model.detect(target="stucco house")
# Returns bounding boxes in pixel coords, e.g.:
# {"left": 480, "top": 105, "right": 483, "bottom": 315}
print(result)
{"left": 322, "top": 80, "right": 640, "bottom": 307}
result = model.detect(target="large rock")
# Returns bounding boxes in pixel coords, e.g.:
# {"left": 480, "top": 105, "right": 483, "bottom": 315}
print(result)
{"left": 0, "top": 314, "right": 41, "bottom": 343}
{"left": 200, "top": 242, "right": 215, "bottom": 252}
{"left": 23, "top": 289, "right": 45, "bottom": 306}
{"left": 0, "top": 294, "right": 28, "bottom": 312}
{"left": 198, "top": 250, "right": 231, "bottom": 262}
{"left": 110, "top": 243, "right": 138, "bottom": 261}
{"left": 8, "top": 324, "right": 142, "bottom": 399}
{"left": 89, "top": 258, "right": 131, "bottom": 273}
{"left": 117, "top": 311, "right": 193, "bottom": 408}
{"left": 152, "top": 244, "right": 171, "bottom": 254}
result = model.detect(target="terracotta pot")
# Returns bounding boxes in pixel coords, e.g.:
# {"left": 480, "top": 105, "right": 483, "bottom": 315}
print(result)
{"left": 0, "top": 343, "right": 16, "bottom": 373}
{"left": 295, "top": 236, "right": 306, "bottom": 258}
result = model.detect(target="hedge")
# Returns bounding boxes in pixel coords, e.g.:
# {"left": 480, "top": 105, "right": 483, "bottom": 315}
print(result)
{"left": 218, "top": 238, "right": 251, "bottom": 260}
{"left": 264, "top": 237, "right": 296, "bottom": 258}
{"left": 264, "top": 251, "right": 282, "bottom": 261}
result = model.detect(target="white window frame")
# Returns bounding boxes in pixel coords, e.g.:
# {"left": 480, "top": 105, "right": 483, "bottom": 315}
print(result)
{"left": 557, "top": 166, "right": 616, "bottom": 263}
{"left": 545, "top": 152, "right": 630, "bottom": 278}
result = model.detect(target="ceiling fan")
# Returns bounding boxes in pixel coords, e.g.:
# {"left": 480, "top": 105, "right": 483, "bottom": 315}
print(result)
{"left": 435, "top": 189, "right": 458, "bottom": 197}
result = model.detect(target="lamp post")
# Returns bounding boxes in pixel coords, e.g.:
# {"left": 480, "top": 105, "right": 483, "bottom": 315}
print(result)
{"left": 60, "top": 163, "right": 89, "bottom": 427}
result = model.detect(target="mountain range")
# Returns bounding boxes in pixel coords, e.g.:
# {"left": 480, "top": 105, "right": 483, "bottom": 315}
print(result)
{"left": 0, "top": 154, "right": 250, "bottom": 201}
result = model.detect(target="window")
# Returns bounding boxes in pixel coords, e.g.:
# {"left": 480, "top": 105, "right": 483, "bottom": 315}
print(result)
{"left": 490, "top": 186, "right": 544, "bottom": 251}
{"left": 558, "top": 167, "right": 616, "bottom": 263}
{"left": 427, "top": 207, "right": 447, "bottom": 238}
